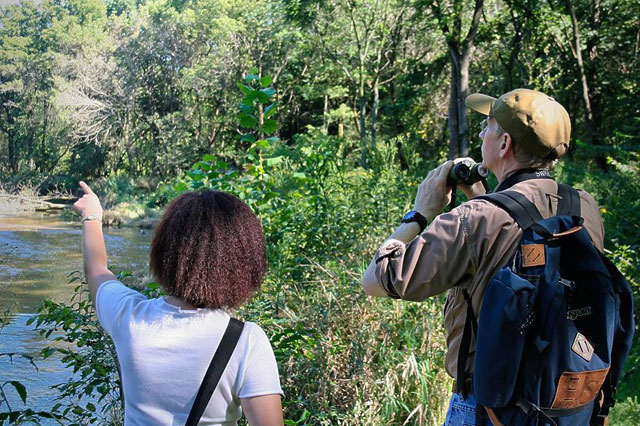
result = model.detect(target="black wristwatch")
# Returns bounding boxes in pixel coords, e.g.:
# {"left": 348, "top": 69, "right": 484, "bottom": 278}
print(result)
{"left": 401, "top": 210, "right": 428, "bottom": 234}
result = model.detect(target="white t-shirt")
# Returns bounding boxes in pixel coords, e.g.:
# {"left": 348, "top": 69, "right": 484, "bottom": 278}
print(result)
{"left": 95, "top": 280, "right": 283, "bottom": 426}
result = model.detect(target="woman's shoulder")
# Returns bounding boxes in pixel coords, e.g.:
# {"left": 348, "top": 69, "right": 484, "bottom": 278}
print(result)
{"left": 235, "top": 320, "right": 276, "bottom": 354}
{"left": 240, "top": 320, "right": 269, "bottom": 341}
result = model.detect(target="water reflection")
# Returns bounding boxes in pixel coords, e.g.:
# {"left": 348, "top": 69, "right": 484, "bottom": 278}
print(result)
{"left": 0, "top": 313, "right": 71, "bottom": 417}
{"left": 0, "top": 214, "right": 152, "bottom": 313}
{"left": 0, "top": 213, "right": 151, "bottom": 419}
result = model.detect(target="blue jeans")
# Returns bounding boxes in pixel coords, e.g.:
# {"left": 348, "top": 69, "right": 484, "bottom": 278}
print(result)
{"left": 442, "top": 393, "right": 494, "bottom": 426}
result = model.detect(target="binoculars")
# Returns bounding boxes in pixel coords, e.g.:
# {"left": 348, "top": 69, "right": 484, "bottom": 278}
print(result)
{"left": 447, "top": 159, "right": 489, "bottom": 186}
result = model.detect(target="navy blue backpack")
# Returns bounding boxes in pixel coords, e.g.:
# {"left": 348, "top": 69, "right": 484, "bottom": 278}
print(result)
{"left": 458, "top": 185, "right": 635, "bottom": 426}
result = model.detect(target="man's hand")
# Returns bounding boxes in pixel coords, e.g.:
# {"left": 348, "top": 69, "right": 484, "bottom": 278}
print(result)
{"left": 413, "top": 160, "right": 454, "bottom": 221}
{"left": 73, "top": 181, "right": 103, "bottom": 220}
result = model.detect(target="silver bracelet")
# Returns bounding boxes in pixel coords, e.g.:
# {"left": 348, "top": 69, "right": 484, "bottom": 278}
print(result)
{"left": 81, "top": 215, "right": 102, "bottom": 224}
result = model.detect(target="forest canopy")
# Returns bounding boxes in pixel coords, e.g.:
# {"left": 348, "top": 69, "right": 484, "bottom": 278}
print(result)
{"left": 1, "top": 0, "right": 638, "bottom": 183}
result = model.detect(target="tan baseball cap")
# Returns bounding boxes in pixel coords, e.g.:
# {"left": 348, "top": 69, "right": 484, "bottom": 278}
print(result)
{"left": 466, "top": 88, "right": 571, "bottom": 159}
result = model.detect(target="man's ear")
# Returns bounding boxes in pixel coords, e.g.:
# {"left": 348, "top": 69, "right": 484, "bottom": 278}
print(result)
{"left": 498, "top": 133, "right": 512, "bottom": 158}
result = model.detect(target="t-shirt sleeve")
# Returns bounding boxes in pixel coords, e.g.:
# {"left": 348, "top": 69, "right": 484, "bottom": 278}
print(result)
{"left": 237, "top": 323, "right": 283, "bottom": 399}
{"left": 95, "top": 280, "right": 146, "bottom": 336}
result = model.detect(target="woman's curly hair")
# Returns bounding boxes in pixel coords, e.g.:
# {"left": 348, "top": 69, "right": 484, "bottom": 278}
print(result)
{"left": 149, "top": 191, "right": 266, "bottom": 309}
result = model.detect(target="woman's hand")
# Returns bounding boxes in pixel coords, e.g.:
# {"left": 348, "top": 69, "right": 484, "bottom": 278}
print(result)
{"left": 73, "top": 181, "right": 103, "bottom": 220}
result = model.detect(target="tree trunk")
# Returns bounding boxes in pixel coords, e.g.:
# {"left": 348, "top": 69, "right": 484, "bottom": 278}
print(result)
{"left": 8, "top": 135, "right": 17, "bottom": 173}
{"left": 586, "top": 0, "right": 602, "bottom": 144}
{"left": 323, "top": 94, "right": 329, "bottom": 134}
{"left": 371, "top": 84, "right": 379, "bottom": 151}
{"left": 359, "top": 85, "right": 368, "bottom": 167}
{"left": 448, "top": 51, "right": 461, "bottom": 160}
{"left": 27, "top": 107, "right": 34, "bottom": 171}
{"left": 458, "top": 50, "right": 471, "bottom": 158}
{"left": 566, "top": 0, "right": 595, "bottom": 144}
{"left": 40, "top": 100, "right": 48, "bottom": 172}
{"left": 448, "top": 48, "right": 471, "bottom": 159}
{"left": 434, "top": 0, "right": 484, "bottom": 160}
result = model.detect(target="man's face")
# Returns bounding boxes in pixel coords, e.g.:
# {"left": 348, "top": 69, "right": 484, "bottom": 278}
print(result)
{"left": 480, "top": 116, "right": 504, "bottom": 171}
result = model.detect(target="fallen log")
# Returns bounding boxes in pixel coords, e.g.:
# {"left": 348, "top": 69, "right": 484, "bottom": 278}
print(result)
{"left": 0, "top": 193, "right": 71, "bottom": 211}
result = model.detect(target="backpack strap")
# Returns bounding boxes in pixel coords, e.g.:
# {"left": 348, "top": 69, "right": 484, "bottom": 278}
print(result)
{"left": 556, "top": 184, "right": 581, "bottom": 217}
{"left": 590, "top": 374, "right": 614, "bottom": 425}
{"left": 475, "top": 190, "right": 543, "bottom": 230}
{"left": 185, "top": 318, "right": 245, "bottom": 426}
{"left": 456, "top": 290, "right": 477, "bottom": 396}
{"left": 456, "top": 191, "right": 541, "bottom": 395}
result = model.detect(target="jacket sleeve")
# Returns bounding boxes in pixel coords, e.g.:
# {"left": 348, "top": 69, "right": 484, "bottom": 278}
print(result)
{"left": 373, "top": 205, "right": 478, "bottom": 301}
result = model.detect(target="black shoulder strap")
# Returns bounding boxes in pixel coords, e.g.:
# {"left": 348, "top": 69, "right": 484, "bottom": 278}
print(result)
{"left": 185, "top": 318, "right": 245, "bottom": 426}
{"left": 475, "top": 190, "right": 543, "bottom": 230}
{"left": 557, "top": 184, "right": 581, "bottom": 217}
{"left": 456, "top": 290, "right": 477, "bottom": 396}
{"left": 455, "top": 191, "right": 541, "bottom": 392}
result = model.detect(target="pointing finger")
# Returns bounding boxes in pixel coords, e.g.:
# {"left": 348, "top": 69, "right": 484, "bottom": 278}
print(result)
{"left": 79, "top": 181, "right": 94, "bottom": 195}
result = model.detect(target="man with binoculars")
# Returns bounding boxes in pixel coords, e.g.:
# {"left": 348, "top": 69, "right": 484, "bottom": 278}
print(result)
{"left": 362, "top": 89, "right": 605, "bottom": 425}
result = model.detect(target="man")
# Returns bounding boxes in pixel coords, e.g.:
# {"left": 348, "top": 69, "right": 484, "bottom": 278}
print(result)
{"left": 362, "top": 88, "right": 605, "bottom": 425}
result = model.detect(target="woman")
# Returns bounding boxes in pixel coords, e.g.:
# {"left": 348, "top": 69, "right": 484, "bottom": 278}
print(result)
{"left": 74, "top": 181, "right": 284, "bottom": 425}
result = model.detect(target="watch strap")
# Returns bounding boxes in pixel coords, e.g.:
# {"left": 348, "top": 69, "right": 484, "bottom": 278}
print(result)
{"left": 402, "top": 210, "right": 427, "bottom": 233}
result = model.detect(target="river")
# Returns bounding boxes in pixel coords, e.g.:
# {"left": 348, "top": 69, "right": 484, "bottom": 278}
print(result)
{"left": 0, "top": 213, "right": 151, "bottom": 419}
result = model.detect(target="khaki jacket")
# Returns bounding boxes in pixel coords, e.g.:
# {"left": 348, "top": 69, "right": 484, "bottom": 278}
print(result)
{"left": 372, "top": 178, "right": 604, "bottom": 379}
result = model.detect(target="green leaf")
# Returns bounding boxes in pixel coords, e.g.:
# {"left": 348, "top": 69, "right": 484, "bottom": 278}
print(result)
{"left": 238, "top": 113, "right": 258, "bottom": 129}
{"left": 239, "top": 104, "right": 253, "bottom": 114}
{"left": 236, "top": 82, "right": 252, "bottom": 95}
{"left": 245, "top": 71, "right": 260, "bottom": 83}
{"left": 256, "top": 91, "right": 269, "bottom": 104}
{"left": 261, "top": 87, "right": 276, "bottom": 99}
{"left": 240, "top": 134, "right": 256, "bottom": 143}
{"left": 266, "top": 156, "right": 284, "bottom": 166}
{"left": 42, "top": 347, "right": 56, "bottom": 358}
{"left": 242, "top": 92, "right": 258, "bottom": 106}
{"left": 8, "top": 381, "right": 27, "bottom": 404}
{"left": 260, "top": 76, "right": 272, "bottom": 87}
{"left": 188, "top": 170, "right": 204, "bottom": 181}
{"left": 254, "top": 139, "right": 270, "bottom": 148}
{"left": 293, "top": 172, "right": 307, "bottom": 179}
{"left": 264, "top": 104, "right": 277, "bottom": 118}
{"left": 262, "top": 118, "right": 278, "bottom": 134}
{"left": 194, "top": 162, "right": 211, "bottom": 171}
{"left": 86, "top": 402, "right": 96, "bottom": 412}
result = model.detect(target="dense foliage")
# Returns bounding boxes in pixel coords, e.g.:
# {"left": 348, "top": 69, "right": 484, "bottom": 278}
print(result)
{"left": 1, "top": 0, "right": 639, "bottom": 424}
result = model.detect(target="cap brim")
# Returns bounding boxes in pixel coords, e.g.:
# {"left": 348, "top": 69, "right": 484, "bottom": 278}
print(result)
{"left": 465, "top": 94, "right": 496, "bottom": 115}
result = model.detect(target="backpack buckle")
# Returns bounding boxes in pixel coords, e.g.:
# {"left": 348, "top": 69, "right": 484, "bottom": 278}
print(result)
{"left": 516, "top": 399, "right": 558, "bottom": 426}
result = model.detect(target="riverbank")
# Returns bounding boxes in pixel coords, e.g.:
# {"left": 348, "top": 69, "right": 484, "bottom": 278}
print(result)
{"left": 99, "top": 202, "right": 160, "bottom": 229}
{"left": 0, "top": 187, "right": 71, "bottom": 216}
{"left": 1, "top": 188, "right": 161, "bottom": 229}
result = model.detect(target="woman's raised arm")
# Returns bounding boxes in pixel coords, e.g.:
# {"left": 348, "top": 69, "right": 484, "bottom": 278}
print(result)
{"left": 73, "top": 181, "right": 116, "bottom": 303}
